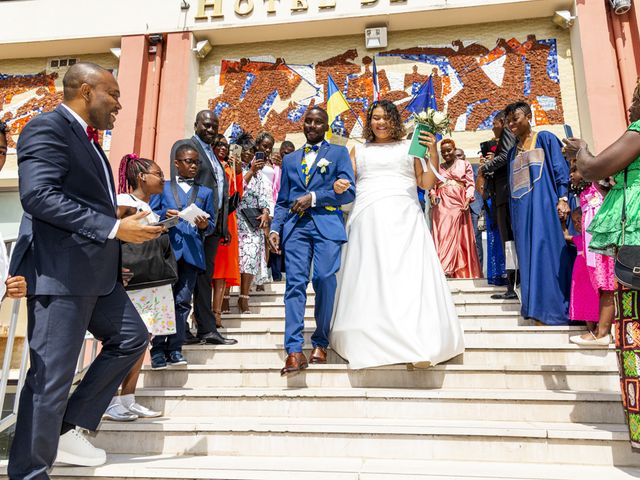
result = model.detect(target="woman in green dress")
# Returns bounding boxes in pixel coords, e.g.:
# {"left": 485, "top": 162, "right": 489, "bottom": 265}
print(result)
{"left": 564, "top": 79, "right": 640, "bottom": 452}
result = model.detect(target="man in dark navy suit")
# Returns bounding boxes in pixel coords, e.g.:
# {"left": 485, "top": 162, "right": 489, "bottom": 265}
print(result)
{"left": 169, "top": 111, "right": 236, "bottom": 345}
{"left": 8, "top": 63, "right": 162, "bottom": 479}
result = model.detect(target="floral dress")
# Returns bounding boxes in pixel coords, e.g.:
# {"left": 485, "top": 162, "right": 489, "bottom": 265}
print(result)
{"left": 116, "top": 194, "right": 176, "bottom": 337}
{"left": 237, "top": 167, "right": 270, "bottom": 283}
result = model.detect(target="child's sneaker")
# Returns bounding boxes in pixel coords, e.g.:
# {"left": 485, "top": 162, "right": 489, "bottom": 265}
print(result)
{"left": 151, "top": 354, "right": 168, "bottom": 370}
{"left": 168, "top": 351, "right": 187, "bottom": 366}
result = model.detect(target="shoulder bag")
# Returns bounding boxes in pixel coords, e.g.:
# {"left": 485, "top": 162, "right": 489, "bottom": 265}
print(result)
{"left": 614, "top": 168, "right": 640, "bottom": 289}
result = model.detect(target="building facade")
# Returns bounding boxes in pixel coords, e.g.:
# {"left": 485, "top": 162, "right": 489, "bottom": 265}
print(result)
{"left": 0, "top": 0, "right": 638, "bottom": 236}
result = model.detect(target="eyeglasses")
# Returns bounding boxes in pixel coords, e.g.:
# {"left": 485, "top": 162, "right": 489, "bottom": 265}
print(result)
{"left": 146, "top": 170, "right": 165, "bottom": 180}
{"left": 178, "top": 159, "right": 201, "bottom": 165}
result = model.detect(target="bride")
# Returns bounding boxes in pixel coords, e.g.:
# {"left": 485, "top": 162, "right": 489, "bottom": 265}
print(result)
{"left": 330, "top": 100, "right": 464, "bottom": 369}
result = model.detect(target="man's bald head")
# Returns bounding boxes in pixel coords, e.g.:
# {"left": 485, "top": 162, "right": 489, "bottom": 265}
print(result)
{"left": 194, "top": 110, "right": 219, "bottom": 145}
{"left": 62, "top": 62, "right": 112, "bottom": 101}
{"left": 62, "top": 62, "right": 121, "bottom": 130}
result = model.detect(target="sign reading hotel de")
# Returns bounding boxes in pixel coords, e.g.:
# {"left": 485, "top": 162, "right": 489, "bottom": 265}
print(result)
{"left": 195, "top": 0, "right": 407, "bottom": 18}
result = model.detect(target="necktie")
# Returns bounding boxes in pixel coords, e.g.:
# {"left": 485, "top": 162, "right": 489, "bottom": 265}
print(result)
{"left": 86, "top": 126, "right": 100, "bottom": 143}
{"left": 301, "top": 144, "right": 320, "bottom": 186}
{"left": 178, "top": 176, "right": 195, "bottom": 186}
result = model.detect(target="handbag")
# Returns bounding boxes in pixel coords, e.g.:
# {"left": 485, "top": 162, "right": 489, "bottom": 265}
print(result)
{"left": 241, "top": 207, "right": 263, "bottom": 231}
{"left": 614, "top": 168, "right": 640, "bottom": 289}
{"left": 121, "top": 232, "right": 178, "bottom": 291}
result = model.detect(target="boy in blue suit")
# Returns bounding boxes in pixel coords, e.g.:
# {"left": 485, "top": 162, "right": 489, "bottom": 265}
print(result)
{"left": 150, "top": 144, "right": 216, "bottom": 369}
{"left": 269, "top": 107, "right": 355, "bottom": 376}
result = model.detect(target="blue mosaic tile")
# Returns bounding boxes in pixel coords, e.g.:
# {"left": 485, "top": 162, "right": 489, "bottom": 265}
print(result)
{"left": 258, "top": 90, "right": 278, "bottom": 122}
{"left": 536, "top": 95, "right": 557, "bottom": 111}
{"left": 539, "top": 38, "right": 560, "bottom": 83}
{"left": 478, "top": 110, "right": 501, "bottom": 131}
{"left": 287, "top": 103, "right": 307, "bottom": 122}
{"left": 239, "top": 73, "right": 256, "bottom": 101}
{"left": 228, "top": 123, "right": 244, "bottom": 143}
{"left": 524, "top": 62, "right": 532, "bottom": 97}
{"left": 213, "top": 101, "right": 229, "bottom": 117}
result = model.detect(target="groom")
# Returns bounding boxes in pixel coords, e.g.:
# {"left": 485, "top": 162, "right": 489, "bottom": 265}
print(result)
{"left": 269, "top": 106, "right": 355, "bottom": 377}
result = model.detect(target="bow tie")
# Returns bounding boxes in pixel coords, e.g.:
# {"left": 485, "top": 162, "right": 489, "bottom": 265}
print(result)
{"left": 86, "top": 126, "right": 100, "bottom": 144}
{"left": 178, "top": 176, "right": 195, "bottom": 186}
{"left": 303, "top": 144, "right": 320, "bottom": 154}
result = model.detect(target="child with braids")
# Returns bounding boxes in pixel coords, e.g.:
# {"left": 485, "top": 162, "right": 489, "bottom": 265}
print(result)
{"left": 103, "top": 153, "right": 173, "bottom": 422}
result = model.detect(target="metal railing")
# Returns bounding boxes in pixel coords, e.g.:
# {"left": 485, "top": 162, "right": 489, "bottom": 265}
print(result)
{"left": 0, "top": 237, "right": 99, "bottom": 434}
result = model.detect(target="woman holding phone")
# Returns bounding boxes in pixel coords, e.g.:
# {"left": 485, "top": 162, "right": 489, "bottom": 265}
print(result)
{"left": 211, "top": 134, "right": 244, "bottom": 325}
{"left": 236, "top": 132, "right": 271, "bottom": 313}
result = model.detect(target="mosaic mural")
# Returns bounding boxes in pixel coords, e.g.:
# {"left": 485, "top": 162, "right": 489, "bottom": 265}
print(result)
{"left": 209, "top": 34, "right": 564, "bottom": 141}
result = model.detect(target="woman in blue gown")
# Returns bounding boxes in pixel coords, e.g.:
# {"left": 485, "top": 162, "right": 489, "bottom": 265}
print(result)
{"left": 505, "top": 102, "right": 572, "bottom": 325}
{"left": 485, "top": 197, "right": 508, "bottom": 286}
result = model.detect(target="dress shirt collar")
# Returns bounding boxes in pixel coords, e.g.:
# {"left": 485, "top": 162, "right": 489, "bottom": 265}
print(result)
{"left": 61, "top": 103, "right": 89, "bottom": 131}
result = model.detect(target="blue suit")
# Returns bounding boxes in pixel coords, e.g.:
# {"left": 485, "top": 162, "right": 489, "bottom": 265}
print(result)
{"left": 150, "top": 181, "right": 216, "bottom": 271}
{"left": 8, "top": 105, "right": 148, "bottom": 479}
{"left": 150, "top": 181, "right": 216, "bottom": 356}
{"left": 272, "top": 141, "right": 355, "bottom": 353}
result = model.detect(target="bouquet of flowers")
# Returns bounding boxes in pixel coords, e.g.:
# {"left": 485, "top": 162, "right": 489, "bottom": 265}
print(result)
{"left": 408, "top": 108, "right": 452, "bottom": 159}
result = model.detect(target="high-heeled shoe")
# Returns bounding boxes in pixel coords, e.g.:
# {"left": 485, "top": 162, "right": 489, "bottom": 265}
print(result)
{"left": 222, "top": 295, "right": 231, "bottom": 314}
{"left": 238, "top": 294, "right": 251, "bottom": 314}
{"left": 213, "top": 310, "right": 223, "bottom": 329}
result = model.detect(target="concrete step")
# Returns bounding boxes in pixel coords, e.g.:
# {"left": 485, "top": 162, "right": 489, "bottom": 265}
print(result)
{"left": 221, "top": 302, "right": 522, "bottom": 317}
{"left": 138, "top": 363, "right": 620, "bottom": 391}
{"left": 89, "top": 417, "right": 639, "bottom": 466}
{"left": 132, "top": 387, "right": 625, "bottom": 424}
{"left": 215, "top": 313, "right": 532, "bottom": 329}
{"left": 216, "top": 325, "right": 589, "bottom": 347}
{"left": 181, "top": 343, "right": 616, "bottom": 366}
{"left": 8, "top": 456, "right": 640, "bottom": 480}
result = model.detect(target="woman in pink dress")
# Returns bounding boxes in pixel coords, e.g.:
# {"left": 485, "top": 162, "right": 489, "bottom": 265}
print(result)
{"left": 568, "top": 164, "right": 615, "bottom": 346}
{"left": 430, "top": 139, "right": 482, "bottom": 278}
{"left": 565, "top": 209, "right": 600, "bottom": 322}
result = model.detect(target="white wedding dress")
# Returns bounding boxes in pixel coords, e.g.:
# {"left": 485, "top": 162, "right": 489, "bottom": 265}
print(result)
{"left": 331, "top": 140, "right": 465, "bottom": 369}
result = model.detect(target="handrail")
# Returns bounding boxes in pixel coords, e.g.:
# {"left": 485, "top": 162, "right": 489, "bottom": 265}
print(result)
{"left": 0, "top": 238, "right": 99, "bottom": 434}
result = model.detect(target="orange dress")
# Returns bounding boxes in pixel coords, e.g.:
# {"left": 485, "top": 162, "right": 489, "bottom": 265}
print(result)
{"left": 213, "top": 162, "right": 243, "bottom": 286}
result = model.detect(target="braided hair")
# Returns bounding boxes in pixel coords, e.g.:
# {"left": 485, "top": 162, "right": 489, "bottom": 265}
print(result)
{"left": 117, "top": 153, "right": 154, "bottom": 194}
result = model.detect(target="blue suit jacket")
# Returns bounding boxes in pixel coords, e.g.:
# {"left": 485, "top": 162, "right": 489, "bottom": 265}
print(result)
{"left": 271, "top": 141, "right": 355, "bottom": 243}
{"left": 150, "top": 181, "right": 215, "bottom": 271}
{"left": 9, "top": 105, "right": 120, "bottom": 296}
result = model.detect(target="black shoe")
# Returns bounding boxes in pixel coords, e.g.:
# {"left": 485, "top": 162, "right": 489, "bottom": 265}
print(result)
{"left": 199, "top": 331, "right": 238, "bottom": 345}
{"left": 491, "top": 291, "right": 518, "bottom": 300}
{"left": 183, "top": 330, "right": 201, "bottom": 345}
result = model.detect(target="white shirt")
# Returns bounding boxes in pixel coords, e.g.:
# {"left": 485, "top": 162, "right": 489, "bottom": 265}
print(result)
{"left": 175, "top": 176, "right": 194, "bottom": 194}
{"left": 61, "top": 104, "right": 119, "bottom": 239}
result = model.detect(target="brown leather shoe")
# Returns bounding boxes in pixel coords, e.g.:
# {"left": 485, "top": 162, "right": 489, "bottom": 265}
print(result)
{"left": 309, "top": 346, "right": 327, "bottom": 364}
{"left": 280, "top": 352, "right": 308, "bottom": 377}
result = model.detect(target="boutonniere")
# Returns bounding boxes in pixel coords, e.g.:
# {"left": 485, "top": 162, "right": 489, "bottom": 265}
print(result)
{"left": 317, "top": 158, "right": 331, "bottom": 174}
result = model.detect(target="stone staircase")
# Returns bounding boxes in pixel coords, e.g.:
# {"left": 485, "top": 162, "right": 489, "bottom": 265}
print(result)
{"left": 4, "top": 279, "right": 640, "bottom": 479}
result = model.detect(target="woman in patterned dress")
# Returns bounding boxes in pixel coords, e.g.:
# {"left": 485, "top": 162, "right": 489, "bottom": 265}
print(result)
{"left": 235, "top": 132, "right": 271, "bottom": 313}
{"left": 564, "top": 79, "right": 640, "bottom": 451}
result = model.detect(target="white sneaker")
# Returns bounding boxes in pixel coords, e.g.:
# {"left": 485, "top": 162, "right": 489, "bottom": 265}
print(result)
{"left": 103, "top": 402, "right": 138, "bottom": 422}
{"left": 127, "top": 402, "right": 162, "bottom": 418}
{"left": 56, "top": 428, "right": 107, "bottom": 467}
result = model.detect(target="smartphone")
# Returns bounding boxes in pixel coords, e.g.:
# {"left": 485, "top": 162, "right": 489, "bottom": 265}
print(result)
{"left": 480, "top": 139, "right": 497, "bottom": 157}
{"left": 230, "top": 144, "right": 242, "bottom": 160}
{"left": 563, "top": 124, "right": 574, "bottom": 139}
{"left": 152, "top": 216, "right": 180, "bottom": 228}
{"left": 254, "top": 151, "right": 265, "bottom": 162}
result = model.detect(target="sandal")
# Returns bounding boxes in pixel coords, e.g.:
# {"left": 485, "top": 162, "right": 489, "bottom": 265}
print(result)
{"left": 213, "top": 310, "right": 223, "bottom": 329}
{"left": 238, "top": 294, "right": 251, "bottom": 314}
{"left": 222, "top": 295, "right": 231, "bottom": 314}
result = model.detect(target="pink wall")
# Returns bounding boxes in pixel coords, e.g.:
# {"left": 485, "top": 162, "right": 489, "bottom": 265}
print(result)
{"left": 154, "top": 32, "right": 197, "bottom": 176}
{"left": 574, "top": 0, "right": 640, "bottom": 152}
{"left": 108, "top": 35, "right": 148, "bottom": 175}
